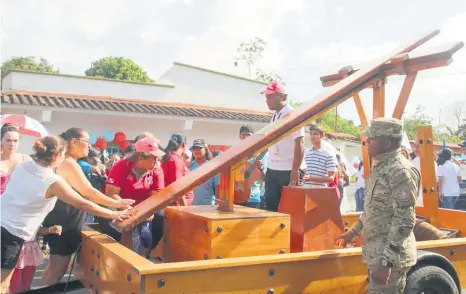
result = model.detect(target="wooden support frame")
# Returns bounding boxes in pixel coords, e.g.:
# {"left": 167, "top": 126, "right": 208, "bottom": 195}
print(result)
{"left": 318, "top": 41, "right": 464, "bottom": 180}
{"left": 320, "top": 42, "right": 463, "bottom": 87}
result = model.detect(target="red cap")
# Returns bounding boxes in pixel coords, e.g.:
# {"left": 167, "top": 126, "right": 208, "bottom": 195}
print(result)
{"left": 134, "top": 137, "right": 165, "bottom": 157}
{"left": 260, "top": 81, "right": 285, "bottom": 95}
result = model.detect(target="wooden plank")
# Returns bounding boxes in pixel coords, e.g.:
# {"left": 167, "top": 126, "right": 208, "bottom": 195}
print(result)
{"left": 438, "top": 209, "right": 466, "bottom": 236}
{"left": 136, "top": 239, "right": 466, "bottom": 293}
{"left": 77, "top": 228, "right": 154, "bottom": 294}
{"left": 115, "top": 30, "right": 440, "bottom": 231}
{"left": 320, "top": 41, "right": 463, "bottom": 87}
{"left": 392, "top": 72, "right": 418, "bottom": 119}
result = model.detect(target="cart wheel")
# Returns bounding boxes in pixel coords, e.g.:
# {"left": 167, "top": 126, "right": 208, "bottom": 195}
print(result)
{"left": 405, "top": 265, "right": 458, "bottom": 294}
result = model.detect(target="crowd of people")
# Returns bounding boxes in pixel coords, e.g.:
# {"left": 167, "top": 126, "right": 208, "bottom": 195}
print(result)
{"left": 1, "top": 81, "right": 463, "bottom": 293}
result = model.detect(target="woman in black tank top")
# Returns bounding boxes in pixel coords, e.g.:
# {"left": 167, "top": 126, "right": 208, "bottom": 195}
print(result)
{"left": 41, "top": 128, "right": 134, "bottom": 286}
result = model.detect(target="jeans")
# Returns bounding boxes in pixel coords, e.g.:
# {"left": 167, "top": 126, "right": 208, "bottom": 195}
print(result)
{"left": 442, "top": 196, "right": 458, "bottom": 210}
{"left": 355, "top": 188, "right": 365, "bottom": 212}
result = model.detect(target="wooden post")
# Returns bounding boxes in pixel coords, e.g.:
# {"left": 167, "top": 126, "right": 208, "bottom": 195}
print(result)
{"left": 392, "top": 72, "right": 418, "bottom": 119}
{"left": 353, "top": 93, "right": 369, "bottom": 129}
{"left": 217, "top": 167, "right": 235, "bottom": 212}
{"left": 372, "top": 79, "right": 385, "bottom": 118}
{"left": 417, "top": 126, "right": 441, "bottom": 227}
{"left": 360, "top": 136, "right": 371, "bottom": 178}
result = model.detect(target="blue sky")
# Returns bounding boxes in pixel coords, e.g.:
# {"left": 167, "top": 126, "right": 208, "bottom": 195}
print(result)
{"left": 1, "top": 0, "right": 465, "bottom": 127}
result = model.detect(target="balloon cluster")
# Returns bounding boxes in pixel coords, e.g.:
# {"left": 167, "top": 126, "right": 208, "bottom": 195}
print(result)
{"left": 88, "top": 131, "right": 128, "bottom": 151}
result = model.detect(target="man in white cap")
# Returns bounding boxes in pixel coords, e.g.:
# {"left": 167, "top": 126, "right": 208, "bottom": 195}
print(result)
{"left": 260, "top": 81, "right": 306, "bottom": 211}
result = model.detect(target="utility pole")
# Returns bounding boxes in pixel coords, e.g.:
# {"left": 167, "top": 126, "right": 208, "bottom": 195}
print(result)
{"left": 438, "top": 108, "right": 442, "bottom": 140}
{"left": 335, "top": 106, "right": 338, "bottom": 132}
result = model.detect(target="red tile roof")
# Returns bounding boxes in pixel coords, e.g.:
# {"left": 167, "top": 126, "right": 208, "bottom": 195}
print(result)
{"left": 1, "top": 91, "right": 272, "bottom": 123}
{"left": 325, "top": 132, "right": 358, "bottom": 141}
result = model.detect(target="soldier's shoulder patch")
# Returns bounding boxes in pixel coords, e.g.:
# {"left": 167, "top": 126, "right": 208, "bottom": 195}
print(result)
{"left": 394, "top": 182, "right": 416, "bottom": 206}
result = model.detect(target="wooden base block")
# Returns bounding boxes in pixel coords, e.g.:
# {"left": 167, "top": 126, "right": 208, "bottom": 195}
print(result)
{"left": 163, "top": 205, "right": 290, "bottom": 262}
{"left": 278, "top": 186, "right": 344, "bottom": 253}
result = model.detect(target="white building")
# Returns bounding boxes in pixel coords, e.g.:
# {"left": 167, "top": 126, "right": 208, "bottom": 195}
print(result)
{"left": 1, "top": 63, "right": 271, "bottom": 154}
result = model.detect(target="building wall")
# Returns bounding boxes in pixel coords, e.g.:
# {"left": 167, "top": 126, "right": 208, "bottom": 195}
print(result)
{"left": 157, "top": 64, "right": 267, "bottom": 111}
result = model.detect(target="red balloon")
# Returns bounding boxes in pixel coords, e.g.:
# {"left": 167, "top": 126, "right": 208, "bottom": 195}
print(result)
{"left": 120, "top": 141, "right": 130, "bottom": 151}
{"left": 114, "top": 132, "right": 127, "bottom": 144}
{"left": 94, "top": 138, "right": 107, "bottom": 150}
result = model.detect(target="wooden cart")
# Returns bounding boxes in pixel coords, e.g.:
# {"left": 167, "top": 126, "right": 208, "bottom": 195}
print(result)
{"left": 73, "top": 30, "right": 465, "bottom": 294}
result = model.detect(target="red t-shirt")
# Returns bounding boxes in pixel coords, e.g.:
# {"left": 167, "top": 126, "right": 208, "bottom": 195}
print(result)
{"left": 328, "top": 172, "right": 341, "bottom": 200}
{"left": 106, "top": 158, "right": 164, "bottom": 205}
{"left": 161, "top": 152, "right": 194, "bottom": 206}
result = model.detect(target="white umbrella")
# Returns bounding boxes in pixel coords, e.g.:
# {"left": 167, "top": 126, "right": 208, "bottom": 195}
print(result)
{"left": 0, "top": 114, "right": 51, "bottom": 138}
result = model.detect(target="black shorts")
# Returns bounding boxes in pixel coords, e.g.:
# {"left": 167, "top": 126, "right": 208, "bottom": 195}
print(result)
{"left": 1, "top": 227, "right": 24, "bottom": 269}
{"left": 44, "top": 229, "right": 82, "bottom": 256}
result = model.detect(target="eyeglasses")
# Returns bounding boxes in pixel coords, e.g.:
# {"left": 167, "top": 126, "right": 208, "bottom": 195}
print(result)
{"left": 77, "top": 139, "right": 91, "bottom": 145}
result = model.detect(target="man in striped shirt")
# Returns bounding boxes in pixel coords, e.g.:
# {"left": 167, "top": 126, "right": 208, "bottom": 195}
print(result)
{"left": 303, "top": 123, "right": 337, "bottom": 186}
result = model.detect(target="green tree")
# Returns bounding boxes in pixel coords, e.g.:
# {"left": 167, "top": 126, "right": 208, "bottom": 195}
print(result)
{"left": 85, "top": 57, "right": 153, "bottom": 83}
{"left": 404, "top": 105, "right": 462, "bottom": 143}
{"left": 1, "top": 56, "right": 58, "bottom": 75}
{"left": 290, "top": 101, "right": 362, "bottom": 139}
{"left": 403, "top": 105, "right": 432, "bottom": 140}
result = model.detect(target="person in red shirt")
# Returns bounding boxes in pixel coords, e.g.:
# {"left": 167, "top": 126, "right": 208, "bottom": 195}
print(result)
{"left": 106, "top": 137, "right": 165, "bottom": 256}
{"left": 161, "top": 133, "right": 194, "bottom": 206}
{"left": 328, "top": 170, "right": 341, "bottom": 201}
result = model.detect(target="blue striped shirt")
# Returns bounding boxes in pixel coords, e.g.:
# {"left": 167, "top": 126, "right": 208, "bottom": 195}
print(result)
{"left": 304, "top": 148, "right": 337, "bottom": 186}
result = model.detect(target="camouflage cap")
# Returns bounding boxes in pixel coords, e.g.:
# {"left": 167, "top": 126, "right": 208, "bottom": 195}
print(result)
{"left": 361, "top": 117, "right": 403, "bottom": 139}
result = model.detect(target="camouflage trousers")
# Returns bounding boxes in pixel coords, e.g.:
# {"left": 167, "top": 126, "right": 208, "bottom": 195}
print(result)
{"left": 367, "top": 265, "right": 411, "bottom": 294}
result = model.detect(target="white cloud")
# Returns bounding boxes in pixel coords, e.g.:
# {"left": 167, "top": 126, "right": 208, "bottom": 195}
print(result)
{"left": 303, "top": 41, "right": 399, "bottom": 67}
{"left": 140, "top": 22, "right": 165, "bottom": 44}
{"left": 413, "top": 11, "right": 466, "bottom": 97}
{"left": 173, "top": 0, "right": 318, "bottom": 77}
{"left": 65, "top": 0, "right": 132, "bottom": 40}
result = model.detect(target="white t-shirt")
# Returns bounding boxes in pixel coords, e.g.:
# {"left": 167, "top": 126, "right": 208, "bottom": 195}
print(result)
{"left": 412, "top": 156, "right": 438, "bottom": 206}
{"left": 438, "top": 160, "right": 461, "bottom": 197}
{"left": 267, "top": 103, "right": 306, "bottom": 171}
{"left": 1, "top": 161, "right": 62, "bottom": 241}
{"left": 355, "top": 167, "right": 365, "bottom": 190}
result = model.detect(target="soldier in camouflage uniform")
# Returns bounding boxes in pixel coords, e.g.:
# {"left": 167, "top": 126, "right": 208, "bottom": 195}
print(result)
{"left": 336, "top": 118, "right": 421, "bottom": 293}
